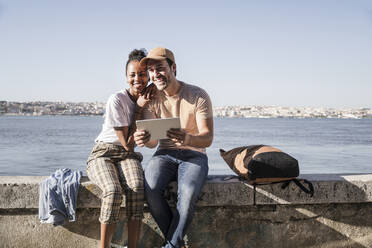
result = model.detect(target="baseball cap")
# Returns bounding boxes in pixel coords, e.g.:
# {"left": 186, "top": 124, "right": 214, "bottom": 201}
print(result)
{"left": 140, "top": 47, "right": 175, "bottom": 67}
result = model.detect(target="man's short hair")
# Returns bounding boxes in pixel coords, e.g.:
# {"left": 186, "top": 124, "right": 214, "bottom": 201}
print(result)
{"left": 166, "top": 58, "right": 176, "bottom": 76}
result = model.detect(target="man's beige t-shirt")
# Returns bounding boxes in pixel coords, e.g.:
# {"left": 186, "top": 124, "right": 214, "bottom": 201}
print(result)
{"left": 143, "top": 81, "right": 213, "bottom": 154}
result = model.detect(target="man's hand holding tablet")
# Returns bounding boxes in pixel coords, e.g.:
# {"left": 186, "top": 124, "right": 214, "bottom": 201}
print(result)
{"left": 166, "top": 128, "right": 191, "bottom": 146}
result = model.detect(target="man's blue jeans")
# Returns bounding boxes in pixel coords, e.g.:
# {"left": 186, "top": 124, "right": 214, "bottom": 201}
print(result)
{"left": 144, "top": 149, "right": 209, "bottom": 248}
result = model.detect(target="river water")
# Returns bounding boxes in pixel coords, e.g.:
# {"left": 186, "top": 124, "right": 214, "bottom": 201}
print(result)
{"left": 0, "top": 116, "right": 371, "bottom": 176}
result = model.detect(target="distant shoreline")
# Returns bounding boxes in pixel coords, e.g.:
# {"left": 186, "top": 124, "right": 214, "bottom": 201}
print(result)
{"left": 1, "top": 101, "right": 371, "bottom": 119}
{"left": 1, "top": 113, "right": 371, "bottom": 119}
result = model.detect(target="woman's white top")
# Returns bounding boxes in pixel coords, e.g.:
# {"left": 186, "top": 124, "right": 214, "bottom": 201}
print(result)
{"left": 95, "top": 90, "right": 135, "bottom": 145}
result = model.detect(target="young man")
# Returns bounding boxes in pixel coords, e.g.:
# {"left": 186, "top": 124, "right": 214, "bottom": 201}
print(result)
{"left": 133, "top": 47, "right": 214, "bottom": 248}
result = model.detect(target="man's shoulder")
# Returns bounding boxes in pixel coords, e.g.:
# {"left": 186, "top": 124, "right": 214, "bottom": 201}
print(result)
{"left": 180, "top": 81, "right": 209, "bottom": 97}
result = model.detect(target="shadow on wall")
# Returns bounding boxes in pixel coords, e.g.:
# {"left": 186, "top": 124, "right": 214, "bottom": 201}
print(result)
{"left": 187, "top": 174, "right": 372, "bottom": 248}
{"left": 290, "top": 174, "right": 372, "bottom": 248}
{"left": 61, "top": 174, "right": 371, "bottom": 248}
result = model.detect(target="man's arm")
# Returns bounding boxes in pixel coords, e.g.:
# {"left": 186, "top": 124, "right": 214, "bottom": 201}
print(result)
{"left": 166, "top": 117, "right": 214, "bottom": 148}
{"left": 189, "top": 116, "right": 214, "bottom": 147}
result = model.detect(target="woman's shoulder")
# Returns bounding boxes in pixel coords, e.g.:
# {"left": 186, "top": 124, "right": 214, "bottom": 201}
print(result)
{"left": 107, "top": 90, "right": 130, "bottom": 105}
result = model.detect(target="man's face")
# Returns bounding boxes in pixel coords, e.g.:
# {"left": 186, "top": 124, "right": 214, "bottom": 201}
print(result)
{"left": 147, "top": 59, "right": 175, "bottom": 91}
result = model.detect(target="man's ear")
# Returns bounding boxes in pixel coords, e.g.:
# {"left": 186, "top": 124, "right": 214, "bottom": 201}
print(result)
{"left": 171, "top": 63, "right": 177, "bottom": 76}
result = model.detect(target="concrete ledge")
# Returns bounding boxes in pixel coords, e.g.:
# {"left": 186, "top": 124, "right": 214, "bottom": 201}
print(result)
{"left": 1, "top": 174, "right": 372, "bottom": 209}
{"left": 1, "top": 174, "right": 372, "bottom": 248}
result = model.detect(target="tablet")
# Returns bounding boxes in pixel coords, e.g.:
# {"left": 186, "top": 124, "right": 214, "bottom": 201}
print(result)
{"left": 136, "top": 117, "right": 181, "bottom": 140}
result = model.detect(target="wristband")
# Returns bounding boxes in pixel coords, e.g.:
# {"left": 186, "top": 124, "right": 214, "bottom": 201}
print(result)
{"left": 135, "top": 107, "right": 143, "bottom": 115}
{"left": 184, "top": 133, "right": 191, "bottom": 146}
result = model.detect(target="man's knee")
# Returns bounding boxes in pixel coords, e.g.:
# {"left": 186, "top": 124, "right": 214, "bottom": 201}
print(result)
{"left": 177, "top": 185, "right": 201, "bottom": 211}
{"left": 144, "top": 177, "right": 162, "bottom": 193}
{"left": 144, "top": 167, "right": 162, "bottom": 191}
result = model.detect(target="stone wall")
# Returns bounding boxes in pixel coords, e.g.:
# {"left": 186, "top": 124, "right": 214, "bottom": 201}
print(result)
{"left": 0, "top": 174, "right": 371, "bottom": 248}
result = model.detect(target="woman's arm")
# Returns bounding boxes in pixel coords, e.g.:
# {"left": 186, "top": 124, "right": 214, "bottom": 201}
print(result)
{"left": 114, "top": 126, "right": 134, "bottom": 152}
{"left": 131, "top": 84, "right": 159, "bottom": 148}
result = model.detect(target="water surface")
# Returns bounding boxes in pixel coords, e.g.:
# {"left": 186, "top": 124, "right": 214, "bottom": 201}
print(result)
{"left": 0, "top": 116, "right": 371, "bottom": 176}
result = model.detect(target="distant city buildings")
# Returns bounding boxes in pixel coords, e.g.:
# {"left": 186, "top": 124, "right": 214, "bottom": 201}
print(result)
{"left": 0, "top": 101, "right": 371, "bottom": 119}
{"left": 213, "top": 105, "right": 372, "bottom": 119}
{"left": 0, "top": 101, "right": 105, "bottom": 116}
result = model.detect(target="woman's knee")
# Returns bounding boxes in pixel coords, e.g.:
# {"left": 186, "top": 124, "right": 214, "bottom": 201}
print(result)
{"left": 102, "top": 185, "right": 123, "bottom": 199}
{"left": 127, "top": 181, "right": 144, "bottom": 194}
{"left": 126, "top": 176, "right": 144, "bottom": 194}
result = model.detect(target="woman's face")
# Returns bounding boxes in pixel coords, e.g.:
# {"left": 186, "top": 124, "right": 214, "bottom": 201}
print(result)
{"left": 126, "top": 60, "right": 149, "bottom": 95}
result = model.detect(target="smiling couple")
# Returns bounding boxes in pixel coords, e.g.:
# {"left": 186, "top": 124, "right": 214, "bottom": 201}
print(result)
{"left": 87, "top": 47, "right": 213, "bottom": 248}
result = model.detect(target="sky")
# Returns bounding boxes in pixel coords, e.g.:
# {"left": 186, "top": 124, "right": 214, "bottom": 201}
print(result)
{"left": 0, "top": 0, "right": 372, "bottom": 108}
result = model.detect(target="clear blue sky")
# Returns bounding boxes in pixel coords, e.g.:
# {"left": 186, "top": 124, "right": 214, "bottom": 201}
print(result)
{"left": 1, "top": 0, "right": 372, "bottom": 108}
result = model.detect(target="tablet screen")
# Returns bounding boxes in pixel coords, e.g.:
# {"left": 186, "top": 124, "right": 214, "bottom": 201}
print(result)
{"left": 136, "top": 117, "right": 181, "bottom": 140}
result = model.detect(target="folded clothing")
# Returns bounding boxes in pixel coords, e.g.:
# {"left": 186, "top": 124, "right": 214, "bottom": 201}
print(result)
{"left": 38, "top": 168, "right": 82, "bottom": 226}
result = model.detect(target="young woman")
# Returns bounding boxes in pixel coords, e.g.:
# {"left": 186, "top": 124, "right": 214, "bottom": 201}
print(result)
{"left": 87, "top": 49, "right": 152, "bottom": 248}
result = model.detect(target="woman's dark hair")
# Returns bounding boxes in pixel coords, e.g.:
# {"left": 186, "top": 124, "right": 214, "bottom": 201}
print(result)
{"left": 125, "top": 48, "right": 147, "bottom": 74}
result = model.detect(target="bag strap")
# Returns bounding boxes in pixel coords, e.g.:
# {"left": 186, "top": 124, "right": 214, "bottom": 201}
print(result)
{"left": 281, "top": 179, "right": 314, "bottom": 197}
{"left": 250, "top": 178, "right": 314, "bottom": 205}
